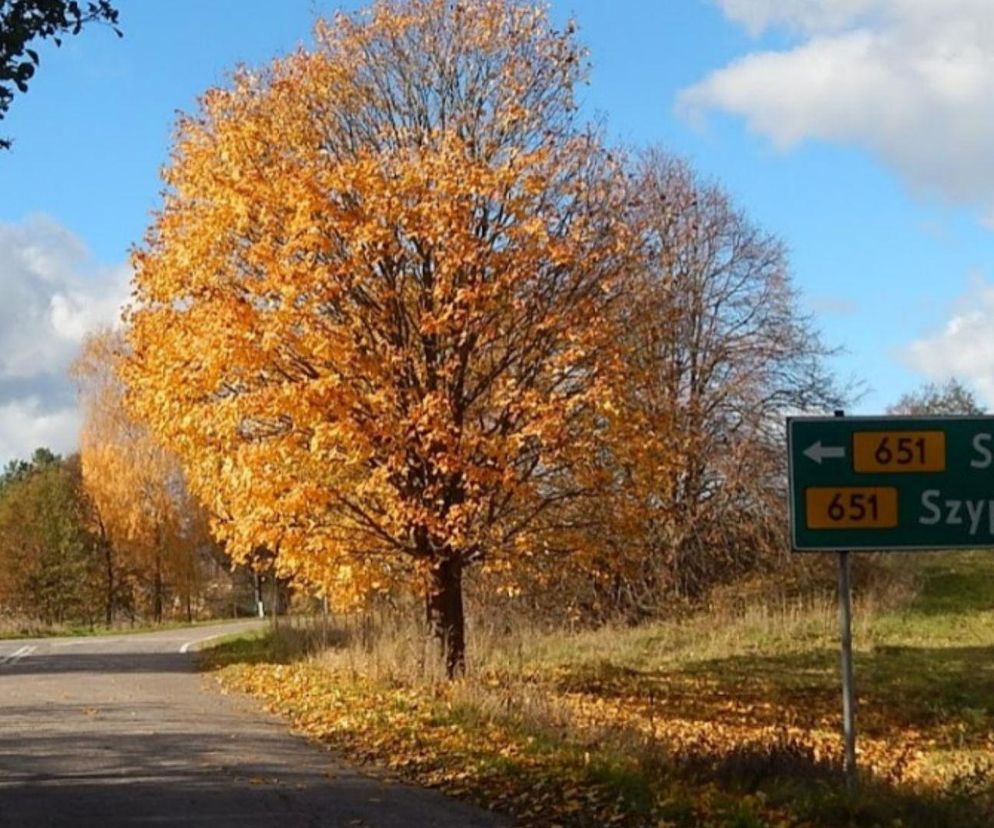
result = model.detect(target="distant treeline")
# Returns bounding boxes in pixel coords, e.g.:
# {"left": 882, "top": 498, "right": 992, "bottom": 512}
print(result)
{"left": 0, "top": 448, "right": 253, "bottom": 627}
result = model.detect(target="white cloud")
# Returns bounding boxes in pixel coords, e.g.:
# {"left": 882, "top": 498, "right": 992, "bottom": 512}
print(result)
{"left": 904, "top": 278, "right": 994, "bottom": 405}
{"left": 0, "top": 400, "right": 81, "bottom": 470}
{"left": 0, "top": 216, "right": 130, "bottom": 466}
{"left": 679, "top": 0, "right": 994, "bottom": 223}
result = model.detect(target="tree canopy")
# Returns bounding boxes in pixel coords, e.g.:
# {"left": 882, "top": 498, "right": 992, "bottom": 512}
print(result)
{"left": 887, "top": 378, "right": 985, "bottom": 417}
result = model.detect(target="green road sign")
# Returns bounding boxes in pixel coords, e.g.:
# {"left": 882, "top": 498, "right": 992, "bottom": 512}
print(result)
{"left": 788, "top": 416, "right": 994, "bottom": 551}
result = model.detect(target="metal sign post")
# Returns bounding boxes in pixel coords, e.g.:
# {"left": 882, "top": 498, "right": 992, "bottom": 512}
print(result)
{"left": 832, "top": 410, "right": 858, "bottom": 794}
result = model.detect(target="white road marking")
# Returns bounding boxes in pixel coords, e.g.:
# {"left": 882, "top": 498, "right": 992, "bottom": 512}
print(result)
{"left": 0, "top": 645, "right": 30, "bottom": 665}
{"left": 50, "top": 639, "right": 106, "bottom": 648}
{"left": 179, "top": 632, "right": 230, "bottom": 654}
{"left": 0, "top": 645, "right": 36, "bottom": 666}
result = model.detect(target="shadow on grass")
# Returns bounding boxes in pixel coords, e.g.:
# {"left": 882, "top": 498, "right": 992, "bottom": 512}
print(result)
{"left": 665, "top": 737, "right": 991, "bottom": 828}
{"left": 550, "top": 644, "right": 994, "bottom": 825}
{"left": 200, "top": 630, "right": 994, "bottom": 828}
{"left": 207, "top": 629, "right": 994, "bottom": 826}
{"left": 677, "top": 644, "right": 994, "bottom": 736}
{"left": 555, "top": 642, "right": 994, "bottom": 736}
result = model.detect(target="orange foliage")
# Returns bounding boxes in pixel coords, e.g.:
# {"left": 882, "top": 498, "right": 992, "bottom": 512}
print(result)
{"left": 73, "top": 329, "right": 207, "bottom": 622}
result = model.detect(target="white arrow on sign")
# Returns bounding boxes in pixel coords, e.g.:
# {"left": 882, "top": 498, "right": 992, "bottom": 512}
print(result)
{"left": 804, "top": 441, "right": 846, "bottom": 464}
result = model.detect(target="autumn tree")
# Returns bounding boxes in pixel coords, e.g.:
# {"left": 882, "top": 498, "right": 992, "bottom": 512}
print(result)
{"left": 0, "top": 0, "right": 121, "bottom": 149}
{"left": 73, "top": 328, "right": 212, "bottom": 623}
{"left": 124, "top": 0, "right": 629, "bottom": 675}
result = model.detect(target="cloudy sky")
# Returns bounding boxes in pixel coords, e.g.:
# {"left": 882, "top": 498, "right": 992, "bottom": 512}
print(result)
{"left": 0, "top": 218, "right": 129, "bottom": 463}
{"left": 2, "top": 0, "right": 993, "bottom": 465}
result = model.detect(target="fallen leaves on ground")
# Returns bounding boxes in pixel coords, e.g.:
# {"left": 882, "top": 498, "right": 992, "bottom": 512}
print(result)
{"left": 209, "top": 651, "right": 993, "bottom": 827}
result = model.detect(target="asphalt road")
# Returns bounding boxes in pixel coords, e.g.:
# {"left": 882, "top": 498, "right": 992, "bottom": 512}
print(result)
{"left": 0, "top": 622, "right": 505, "bottom": 827}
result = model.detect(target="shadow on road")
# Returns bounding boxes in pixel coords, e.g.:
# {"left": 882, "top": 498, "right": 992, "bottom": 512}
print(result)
{"left": 2, "top": 650, "right": 197, "bottom": 676}
{"left": 0, "top": 701, "right": 503, "bottom": 827}
{"left": 0, "top": 772, "right": 462, "bottom": 827}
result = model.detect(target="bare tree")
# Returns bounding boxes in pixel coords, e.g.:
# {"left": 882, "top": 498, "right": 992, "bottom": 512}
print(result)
{"left": 887, "top": 378, "right": 984, "bottom": 416}
{"left": 579, "top": 150, "right": 844, "bottom": 612}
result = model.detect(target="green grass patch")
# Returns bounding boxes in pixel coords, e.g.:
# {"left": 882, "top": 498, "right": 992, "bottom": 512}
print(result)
{"left": 195, "top": 628, "right": 272, "bottom": 669}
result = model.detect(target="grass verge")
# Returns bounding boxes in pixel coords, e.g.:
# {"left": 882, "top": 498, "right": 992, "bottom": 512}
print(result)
{"left": 0, "top": 615, "right": 253, "bottom": 640}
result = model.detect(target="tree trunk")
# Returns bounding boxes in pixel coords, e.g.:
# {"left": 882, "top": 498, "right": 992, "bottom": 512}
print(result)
{"left": 426, "top": 556, "right": 466, "bottom": 679}
{"left": 270, "top": 573, "right": 279, "bottom": 632}
{"left": 103, "top": 537, "right": 114, "bottom": 626}
{"left": 153, "top": 550, "right": 163, "bottom": 624}
{"left": 254, "top": 571, "right": 264, "bottom": 618}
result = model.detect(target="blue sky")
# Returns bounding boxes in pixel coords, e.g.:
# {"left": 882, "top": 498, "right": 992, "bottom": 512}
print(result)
{"left": 1, "top": 0, "right": 993, "bottom": 462}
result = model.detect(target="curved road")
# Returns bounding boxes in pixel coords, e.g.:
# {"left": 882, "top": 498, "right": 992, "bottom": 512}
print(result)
{"left": 0, "top": 622, "right": 504, "bottom": 827}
